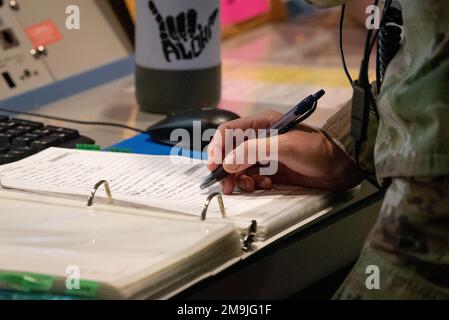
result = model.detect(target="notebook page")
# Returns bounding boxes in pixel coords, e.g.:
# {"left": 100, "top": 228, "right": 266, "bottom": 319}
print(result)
{"left": 0, "top": 148, "right": 281, "bottom": 217}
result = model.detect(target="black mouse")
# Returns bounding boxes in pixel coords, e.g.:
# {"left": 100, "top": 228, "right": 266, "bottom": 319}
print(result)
{"left": 146, "top": 108, "right": 240, "bottom": 151}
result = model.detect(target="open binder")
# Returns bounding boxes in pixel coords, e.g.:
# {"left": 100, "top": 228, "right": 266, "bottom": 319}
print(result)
{"left": 0, "top": 188, "right": 242, "bottom": 299}
{"left": 0, "top": 148, "right": 354, "bottom": 299}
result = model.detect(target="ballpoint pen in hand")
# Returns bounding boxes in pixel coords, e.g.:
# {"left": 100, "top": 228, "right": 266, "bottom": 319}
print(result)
{"left": 200, "top": 90, "right": 326, "bottom": 190}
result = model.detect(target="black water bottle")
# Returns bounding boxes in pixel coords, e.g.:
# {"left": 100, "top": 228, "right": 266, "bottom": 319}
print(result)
{"left": 135, "top": 0, "right": 221, "bottom": 114}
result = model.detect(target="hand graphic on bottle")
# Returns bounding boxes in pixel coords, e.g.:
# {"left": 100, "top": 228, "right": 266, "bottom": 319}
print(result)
{"left": 148, "top": 1, "right": 219, "bottom": 62}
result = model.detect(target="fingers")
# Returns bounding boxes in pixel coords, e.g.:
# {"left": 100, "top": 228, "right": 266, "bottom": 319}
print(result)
{"left": 148, "top": 1, "right": 166, "bottom": 32}
{"left": 221, "top": 175, "right": 235, "bottom": 195}
{"left": 207, "top": 110, "right": 283, "bottom": 170}
{"left": 151, "top": 2, "right": 196, "bottom": 41}
{"left": 187, "top": 9, "right": 197, "bottom": 38}
{"left": 221, "top": 174, "right": 272, "bottom": 194}
{"left": 176, "top": 13, "right": 187, "bottom": 40}
{"left": 250, "top": 174, "right": 273, "bottom": 190}
{"left": 235, "top": 173, "right": 255, "bottom": 193}
{"left": 211, "top": 121, "right": 362, "bottom": 193}
{"left": 222, "top": 135, "right": 283, "bottom": 174}
{"left": 166, "top": 16, "right": 179, "bottom": 41}
{"left": 148, "top": 1, "right": 159, "bottom": 16}
{"left": 209, "top": 9, "right": 219, "bottom": 26}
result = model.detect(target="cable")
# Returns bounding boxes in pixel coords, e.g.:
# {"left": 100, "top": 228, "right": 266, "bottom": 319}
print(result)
{"left": 377, "top": 0, "right": 402, "bottom": 86}
{"left": 339, "top": 0, "right": 379, "bottom": 86}
{"left": 376, "top": 0, "right": 395, "bottom": 91}
{"left": 0, "top": 107, "right": 148, "bottom": 134}
{"left": 354, "top": 142, "right": 382, "bottom": 189}
{"left": 339, "top": 5, "right": 353, "bottom": 86}
{"left": 340, "top": 0, "right": 384, "bottom": 190}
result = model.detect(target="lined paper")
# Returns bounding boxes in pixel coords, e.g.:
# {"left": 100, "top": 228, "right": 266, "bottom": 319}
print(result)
{"left": 1, "top": 148, "right": 281, "bottom": 217}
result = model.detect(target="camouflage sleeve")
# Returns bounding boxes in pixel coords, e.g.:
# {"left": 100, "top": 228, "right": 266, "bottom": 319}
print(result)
{"left": 374, "top": 1, "right": 449, "bottom": 178}
{"left": 322, "top": 98, "right": 379, "bottom": 175}
{"left": 305, "top": 0, "right": 347, "bottom": 8}
{"left": 334, "top": 176, "right": 449, "bottom": 299}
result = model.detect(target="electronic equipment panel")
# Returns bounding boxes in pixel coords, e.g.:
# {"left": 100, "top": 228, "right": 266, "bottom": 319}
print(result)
{"left": 0, "top": 0, "right": 132, "bottom": 101}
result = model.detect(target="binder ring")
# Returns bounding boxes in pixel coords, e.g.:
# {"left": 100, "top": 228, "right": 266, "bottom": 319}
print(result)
{"left": 201, "top": 192, "right": 226, "bottom": 221}
{"left": 242, "top": 220, "right": 258, "bottom": 252}
{"left": 87, "top": 180, "right": 113, "bottom": 207}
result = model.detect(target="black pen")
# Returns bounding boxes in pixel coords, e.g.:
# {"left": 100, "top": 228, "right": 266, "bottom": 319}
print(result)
{"left": 200, "top": 89, "right": 325, "bottom": 190}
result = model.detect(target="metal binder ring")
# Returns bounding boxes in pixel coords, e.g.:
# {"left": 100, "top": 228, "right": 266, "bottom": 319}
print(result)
{"left": 201, "top": 192, "right": 226, "bottom": 221}
{"left": 87, "top": 180, "right": 113, "bottom": 207}
{"left": 242, "top": 220, "right": 258, "bottom": 252}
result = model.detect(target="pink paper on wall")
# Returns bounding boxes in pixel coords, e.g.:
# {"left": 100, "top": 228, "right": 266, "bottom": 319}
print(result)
{"left": 221, "top": 0, "right": 271, "bottom": 26}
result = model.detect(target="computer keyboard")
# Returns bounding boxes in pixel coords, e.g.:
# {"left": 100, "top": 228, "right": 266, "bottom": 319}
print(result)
{"left": 0, "top": 115, "right": 95, "bottom": 165}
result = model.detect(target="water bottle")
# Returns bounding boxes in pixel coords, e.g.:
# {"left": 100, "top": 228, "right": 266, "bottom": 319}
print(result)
{"left": 135, "top": 0, "right": 221, "bottom": 114}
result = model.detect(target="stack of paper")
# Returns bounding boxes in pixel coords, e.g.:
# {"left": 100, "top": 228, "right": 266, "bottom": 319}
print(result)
{"left": 0, "top": 190, "right": 241, "bottom": 299}
{"left": 0, "top": 148, "right": 343, "bottom": 240}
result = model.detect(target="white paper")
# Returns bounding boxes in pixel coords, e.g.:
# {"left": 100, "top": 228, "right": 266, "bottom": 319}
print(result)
{"left": 0, "top": 189, "right": 240, "bottom": 298}
{"left": 0, "top": 148, "right": 281, "bottom": 217}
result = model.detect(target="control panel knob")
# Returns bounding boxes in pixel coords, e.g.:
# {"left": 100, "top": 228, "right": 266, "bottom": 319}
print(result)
{"left": 9, "top": 0, "right": 19, "bottom": 10}
{"left": 30, "top": 45, "right": 47, "bottom": 58}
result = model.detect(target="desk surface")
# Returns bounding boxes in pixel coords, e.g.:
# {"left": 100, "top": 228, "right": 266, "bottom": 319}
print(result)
{"left": 17, "top": 13, "right": 367, "bottom": 147}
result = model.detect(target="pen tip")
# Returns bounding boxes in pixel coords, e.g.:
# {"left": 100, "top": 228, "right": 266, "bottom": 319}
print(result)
{"left": 200, "top": 175, "right": 216, "bottom": 190}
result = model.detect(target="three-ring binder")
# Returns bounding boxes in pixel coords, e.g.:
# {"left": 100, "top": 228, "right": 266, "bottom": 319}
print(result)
{"left": 86, "top": 180, "right": 257, "bottom": 250}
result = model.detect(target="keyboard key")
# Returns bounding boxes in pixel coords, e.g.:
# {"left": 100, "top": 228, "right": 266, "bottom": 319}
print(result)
{"left": 0, "top": 116, "right": 9, "bottom": 122}
{"left": 0, "top": 154, "right": 15, "bottom": 165}
{"left": 15, "top": 125, "right": 34, "bottom": 133}
{"left": 9, "top": 145, "right": 38, "bottom": 157}
{"left": 47, "top": 126, "right": 80, "bottom": 140}
{"left": 8, "top": 150, "right": 28, "bottom": 160}
{"left": 11, "top": 136, "right": 34, "bottom": 147}
{"left": 0, "top": 121, "right": 16, "bottom": 130}
{"left": 31, "top": 135, "right": 63, "bottom": 151}
{"left": 22, "top": 133, "right": 42, "bottom": 140}
{"left": 6, "top": 128, "right": 27, "bottom": 137}
{"left": 33, "top": 128, "right": 52, "bottom": 136}
{"left": 0, "top": 146, "right": 9, "bottom": 154}
{"left": 50, "top": 133, "right": 72, "bottom": 143}
{"left": 12, "top": 119, "right": 44, "bottom": 129}
{"left": 0, "top": 151, "right": 27, "bottom": 165}
{"left": 0, "top": 132, "right": 16, "bottom": 144}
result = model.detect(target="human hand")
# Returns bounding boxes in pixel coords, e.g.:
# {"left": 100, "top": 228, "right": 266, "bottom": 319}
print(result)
{"left": 207, "top": 110, "right": 363, "bottom": 194}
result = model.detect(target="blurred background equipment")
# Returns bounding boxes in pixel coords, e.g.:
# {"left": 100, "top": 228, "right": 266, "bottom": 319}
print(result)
{"left": 0, "top": 0, "right": 133, "bottom": 111}
{"left": 135, "top": 0, "right": 221, "bottom": 114}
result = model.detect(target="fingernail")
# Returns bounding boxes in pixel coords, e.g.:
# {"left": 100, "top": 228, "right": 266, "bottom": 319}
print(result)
{"left": 242, "top": 177, "right": 253, "bottom": 190}
{"left": 261, "top": 178, "right": 271, "bottom": 189}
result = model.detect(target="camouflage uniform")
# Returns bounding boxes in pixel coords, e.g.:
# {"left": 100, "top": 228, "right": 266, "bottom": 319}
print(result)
{"left": 308, "top": 0, "right": 449, "bottom": 299}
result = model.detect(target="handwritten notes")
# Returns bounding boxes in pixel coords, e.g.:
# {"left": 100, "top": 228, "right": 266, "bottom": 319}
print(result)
{"left": 1, "top": 148, "right": 279, "bottom": 217}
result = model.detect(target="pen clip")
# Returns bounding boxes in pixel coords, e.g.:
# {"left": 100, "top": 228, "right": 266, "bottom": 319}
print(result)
{"left": 294, "top": 101, "right": 317, "bottom": 125}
